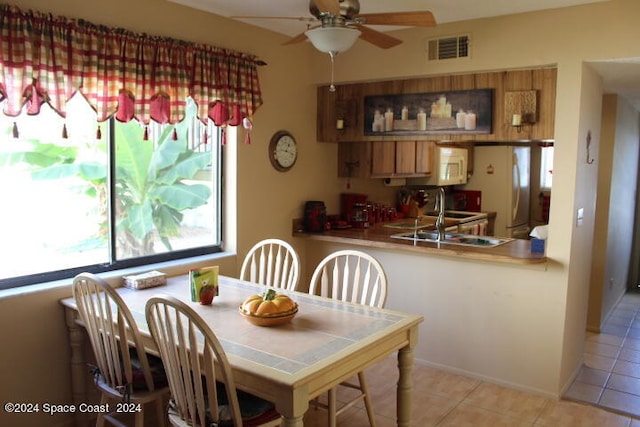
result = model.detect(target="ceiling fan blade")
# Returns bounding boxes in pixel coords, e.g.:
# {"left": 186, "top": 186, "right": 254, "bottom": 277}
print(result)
{"left": 355, "top": 11, "right": 437, "bottom": 27}
{"left": 315, "top": 0, "right": 341, "bottom": 15}
{"left": 354, "top": 24, "right": 403, "bottom": 49}
{"left": 282, "top": 29, "right": 314, "bottom": 46}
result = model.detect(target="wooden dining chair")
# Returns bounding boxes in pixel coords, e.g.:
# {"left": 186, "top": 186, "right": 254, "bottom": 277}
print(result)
{"left": 308, "top": 249, "right": 388, "bottom": 427}
{"left": 145, "top": 295, "right": 281, "bottom": 427}
{"left": 240, "top": 238, "right": 300, "bottom": 291}
{"left": 72, "top": 273, "right": 170, "bottom": 427}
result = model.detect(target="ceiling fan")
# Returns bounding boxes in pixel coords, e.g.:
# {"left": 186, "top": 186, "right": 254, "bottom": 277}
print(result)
{"left": 234, "top": 0, "right": 436, "bottom": 52}
{"left": 234, "top": 1, "right": 436, "bottom": 90}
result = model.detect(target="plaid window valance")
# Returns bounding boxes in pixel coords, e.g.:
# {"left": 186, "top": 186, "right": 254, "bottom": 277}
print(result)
{"left": 0, "top": 4, "right": 263, "bottom": 127}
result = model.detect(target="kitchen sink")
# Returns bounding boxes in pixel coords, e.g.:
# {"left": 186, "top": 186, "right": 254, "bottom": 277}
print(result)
{"left": 424, "top": 210, "right": 486, "bottom": 220}
{"left": 383, "top": 220, "right": 434, "bottom": 229}
{"left": 390, "top": 230, "right": 512, "bottom": 247}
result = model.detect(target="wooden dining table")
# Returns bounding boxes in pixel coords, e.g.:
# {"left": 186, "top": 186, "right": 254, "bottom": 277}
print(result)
{"left": 60, "top": 274, "right": 423, "bottom": 426}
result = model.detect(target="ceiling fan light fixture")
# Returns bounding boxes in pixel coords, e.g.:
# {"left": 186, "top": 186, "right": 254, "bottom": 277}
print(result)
{"left": 305, "top": 26, "right": 361, "bottom": 53}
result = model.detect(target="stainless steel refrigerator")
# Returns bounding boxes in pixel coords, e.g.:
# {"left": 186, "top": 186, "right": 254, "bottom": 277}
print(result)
{"left": 462, "top": 145, "right": 531, "bottom": 238}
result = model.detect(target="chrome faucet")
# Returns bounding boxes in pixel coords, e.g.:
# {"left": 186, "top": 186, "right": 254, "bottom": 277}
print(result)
{"left": 435, "top": 187, "right": 446, "bottom": 241}
{"left": 413, "top": 215, "right": 423, "bottom": 245}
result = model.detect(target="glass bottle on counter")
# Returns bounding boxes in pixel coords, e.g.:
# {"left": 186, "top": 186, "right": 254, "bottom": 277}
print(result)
{"left": 350, "top": 203, "right": 369, "bottom": 228}
{"left": 367, "top": 203, "right": 375, "bottom": 225}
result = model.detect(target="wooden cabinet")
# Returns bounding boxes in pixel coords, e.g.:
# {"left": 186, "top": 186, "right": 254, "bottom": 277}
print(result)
{"left": 337, "top": 140, "right": 478, "bottom": 179}
{"left": 395, "top": 141, "right": 418, "bottom": 175}
{"left": 411, "top": 140, "right": 434, "bottom": 175}
{"left": 370, "top": 140, "right": 434, "bottom": 178}
{"left": 370, "top": 141, "right": 395, "bottom": 177}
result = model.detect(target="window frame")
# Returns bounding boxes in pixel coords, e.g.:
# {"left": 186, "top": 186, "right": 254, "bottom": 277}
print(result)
{"left": 0, "top": 116, "right": 224, "bottom": 290}
{"left": 539, "top": 145, "right": 554, "bottom": 191}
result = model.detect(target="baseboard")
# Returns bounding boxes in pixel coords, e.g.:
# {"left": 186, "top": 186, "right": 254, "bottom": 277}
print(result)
{"left": 413, "top": 357, "right": 561, "bottom": 400}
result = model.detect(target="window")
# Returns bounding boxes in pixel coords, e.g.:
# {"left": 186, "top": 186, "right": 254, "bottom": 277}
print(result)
{"left": 0, "top": 96, "right": 222, "bottom": 289}
{"left": 540, "top": 145, "right": 554, "bottom": 190}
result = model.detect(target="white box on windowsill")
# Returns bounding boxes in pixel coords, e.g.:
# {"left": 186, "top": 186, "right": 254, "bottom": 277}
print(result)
{"left": 123, "top": 270, "right": 167, "bottom": 290}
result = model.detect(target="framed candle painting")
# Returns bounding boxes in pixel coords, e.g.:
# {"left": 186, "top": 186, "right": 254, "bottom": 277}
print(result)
{"left": 364, "top": 89, "right": 493, "bottom": 136}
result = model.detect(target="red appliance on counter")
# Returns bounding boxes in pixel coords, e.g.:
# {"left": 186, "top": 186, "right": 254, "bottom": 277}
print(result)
{"left": 303, "top": 201, "right": 327, "bottom": 232}
{"left": 341, "top": 193, "right": 369, "bottom": 228}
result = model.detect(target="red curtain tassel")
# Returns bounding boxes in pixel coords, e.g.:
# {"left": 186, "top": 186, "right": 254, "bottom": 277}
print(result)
{"left": 172, "top": 128, "right": 178, "bottom": 141}
{"left": 12, "top": 122, "right": 19, "bottom": 138}
{"left": 202, "top": 129, "right": 208, "bottom": 145}
{"left": 62, "top": 123, "right": 68, "bottom": 139}
{"left": 96, "top": 125, "right": 102, "bottom": 140}
{"left": 221, "top": 128, "right": 226, "bottom": 146}
{"left": 143, "top": 126, "right": 149, "bottom": 141}
{"left": 245, "top": 132, "right": 251, "bottom": 145}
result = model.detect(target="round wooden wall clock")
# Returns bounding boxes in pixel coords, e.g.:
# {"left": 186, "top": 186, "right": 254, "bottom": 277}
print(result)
{"left": 269, "top": 130, "right": 298, "bottom": 172}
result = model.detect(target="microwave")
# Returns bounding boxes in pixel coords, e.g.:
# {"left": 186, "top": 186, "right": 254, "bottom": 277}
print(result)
{"left": 407, "top": 146, "right": 468, "bottom": 186}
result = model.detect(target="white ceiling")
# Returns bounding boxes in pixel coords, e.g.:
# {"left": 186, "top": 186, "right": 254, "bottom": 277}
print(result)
{"left": 170, "top": 0, "right": 608, "bottom": 37}
{"left": 588, "top": 58, "right": 640, "bottom": 110}
{"left": 169, "top": 0, "right": 640, "bottom": 110}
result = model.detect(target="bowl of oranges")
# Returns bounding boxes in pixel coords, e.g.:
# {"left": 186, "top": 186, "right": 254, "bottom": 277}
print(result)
{"left": 239, "top": 289, "right": 298, "bottom": 326}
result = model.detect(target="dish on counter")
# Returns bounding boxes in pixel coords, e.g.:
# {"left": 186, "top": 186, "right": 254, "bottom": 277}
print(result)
{"left": 331, "top": 223, "right": 352, "bottom": 229}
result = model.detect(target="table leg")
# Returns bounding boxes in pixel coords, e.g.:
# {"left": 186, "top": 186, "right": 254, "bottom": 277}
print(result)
{"left": 328, "top": 388, "right": 337, "bottom": 427}
{"left": 65, "top": 308, "right": 88, "bottom": 427}
{"left": 397, "top": 343, "right": 415, "bottom": 427}
{"left": 275, "top": 386, "right": 308, "bottom": 427}
{"left": 281, "top": 415, "right": 304, "bottom": 427}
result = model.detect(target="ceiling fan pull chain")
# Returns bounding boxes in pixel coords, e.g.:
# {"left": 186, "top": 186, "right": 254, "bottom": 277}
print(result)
{"left": 329, "top": 50, "right": 337, "bottom": 92}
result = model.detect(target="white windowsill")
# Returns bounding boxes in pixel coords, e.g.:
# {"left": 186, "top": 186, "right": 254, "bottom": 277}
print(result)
{"left": 0, "top": 251, "right": 236, "bottom": 300}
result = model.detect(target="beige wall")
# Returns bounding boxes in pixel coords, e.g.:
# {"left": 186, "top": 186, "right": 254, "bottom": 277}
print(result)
{"left": 559, "top": 62, "right": 603, "bottom": 393}
{"left": 589, "top": 94, "right": 616, "bottom": 331}
{"left": 2, "top": 0, "right": 640, "bottom": 425}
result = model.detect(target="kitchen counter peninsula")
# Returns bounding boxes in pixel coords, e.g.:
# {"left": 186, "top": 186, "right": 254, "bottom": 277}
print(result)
{"left": 293, "top": 220, "right": 546, "bottom": 265}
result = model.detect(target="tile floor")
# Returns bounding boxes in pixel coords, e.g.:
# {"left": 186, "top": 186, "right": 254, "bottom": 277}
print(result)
{"left": 564, "top": 291, "right": 640, "bottom": 419}
{"left": 303, "top": 292, "right": 640, "bottom": 426}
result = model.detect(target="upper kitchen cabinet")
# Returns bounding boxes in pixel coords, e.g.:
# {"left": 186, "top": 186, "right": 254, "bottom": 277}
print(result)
{"left": 370, "top": 140, "right": 395, "bottom": 177}
{"left": 317, "top": 67, "right": 557, "bottom": 143}
{"left": 369, "top": 140, "right": 434, "bottom": 178}
{"left": 401, "top": 140, "right": 434, "bottom": 176}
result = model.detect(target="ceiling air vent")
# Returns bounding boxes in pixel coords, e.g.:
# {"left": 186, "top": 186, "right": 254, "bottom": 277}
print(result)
{"left": 428, "top": 35, "right": 470, "bottom": 61}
